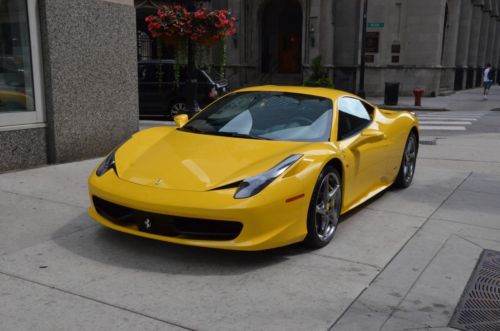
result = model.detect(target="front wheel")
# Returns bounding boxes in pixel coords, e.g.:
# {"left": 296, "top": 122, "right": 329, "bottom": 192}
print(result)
{"left": 304, "top": 166, "right": 342, "bottom": 248}
{"left": 394, "top": 132, "right": 418, "bottom": 188}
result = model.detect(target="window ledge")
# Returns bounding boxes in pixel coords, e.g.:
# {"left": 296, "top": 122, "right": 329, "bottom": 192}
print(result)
{"left": 0, "top": 122, "right": 46, "bottom": 132}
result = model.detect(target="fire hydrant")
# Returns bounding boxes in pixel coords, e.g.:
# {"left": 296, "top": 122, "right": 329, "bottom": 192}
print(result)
{"left": 413, "top": 88, "right": 424, "bottom": 106}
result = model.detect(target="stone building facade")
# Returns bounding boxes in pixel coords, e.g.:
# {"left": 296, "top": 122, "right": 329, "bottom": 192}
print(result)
{"left": 218, "top": 0, "right": 500, "bottom": 96}
{"left": 0, "top": 0, "right": 138, "bottom": 172}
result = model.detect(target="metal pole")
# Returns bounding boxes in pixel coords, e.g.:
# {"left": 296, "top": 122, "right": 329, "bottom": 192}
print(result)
{"left": 184, "top": 0, "right": 200, "bottom": 117}
{"left": 358, "top": 0, "right": 368, "bottom": 98}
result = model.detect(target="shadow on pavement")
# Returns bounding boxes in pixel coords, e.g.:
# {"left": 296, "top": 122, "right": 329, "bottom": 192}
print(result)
{"left": 51, "top": 213, "right": 317, "bottom": 276}
{"left": 48, "top": 183, "right": 391, "bottom": 276}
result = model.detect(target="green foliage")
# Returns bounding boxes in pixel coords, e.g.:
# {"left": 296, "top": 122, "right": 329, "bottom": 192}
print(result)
{"left": 303, "top": 56, "right": 334, "bottom": 88}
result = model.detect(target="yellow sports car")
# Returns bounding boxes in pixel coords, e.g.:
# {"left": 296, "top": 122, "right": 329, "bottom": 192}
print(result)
{"left": 88, "top": 86, "right": 418, "bottom": 251}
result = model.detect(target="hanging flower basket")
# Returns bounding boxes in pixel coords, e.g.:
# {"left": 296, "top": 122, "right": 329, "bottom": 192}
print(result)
{"left": 146, "top": 4, "right": 236, "bottom": 82}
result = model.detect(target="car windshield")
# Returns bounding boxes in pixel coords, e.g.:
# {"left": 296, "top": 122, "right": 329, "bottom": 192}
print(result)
{"left": 181, "top": 92, "right": 333, "bottom": 142}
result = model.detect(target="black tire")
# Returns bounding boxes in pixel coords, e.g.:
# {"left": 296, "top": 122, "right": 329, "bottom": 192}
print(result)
{"left": 304, "top": 166, "right": 342, "bottom": 248}
{"left": 393, "top": 131, "right": 418, "bottom": 188}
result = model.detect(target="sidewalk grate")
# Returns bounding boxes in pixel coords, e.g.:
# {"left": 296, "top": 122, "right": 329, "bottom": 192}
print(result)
{"left": 449, "top": 250, "right": 500, "bottom": 331}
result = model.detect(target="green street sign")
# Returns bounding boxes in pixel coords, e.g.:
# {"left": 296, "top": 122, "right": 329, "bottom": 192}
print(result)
{"left": 367, "top": 22, "right": 384, "bottom": 28}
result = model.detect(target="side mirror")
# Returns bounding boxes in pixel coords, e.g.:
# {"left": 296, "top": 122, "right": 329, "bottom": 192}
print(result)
{"left": 174, "top": 114, "right": 189, "bottom": 128}
{"left": 351, "top": 129, "right": 385, "bottom": 149}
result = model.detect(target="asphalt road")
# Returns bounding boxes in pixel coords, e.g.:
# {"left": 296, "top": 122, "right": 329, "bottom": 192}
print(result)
{"left": 417, "top": 109, "right": 500, "bottom": 137}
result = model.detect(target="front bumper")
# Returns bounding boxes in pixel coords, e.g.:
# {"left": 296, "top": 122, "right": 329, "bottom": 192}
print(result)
{"left": 88, "top": 170, "right": 311, "bottom": 251}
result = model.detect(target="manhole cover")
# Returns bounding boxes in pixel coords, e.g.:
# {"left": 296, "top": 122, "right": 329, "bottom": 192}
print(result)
{"left": 449, "top": 250, "right": 500, "bottom": 331}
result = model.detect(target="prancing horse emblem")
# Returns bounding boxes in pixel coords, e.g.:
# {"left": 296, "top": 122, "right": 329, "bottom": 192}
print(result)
{"left": 144, "top": 218, "right": 152, "bottom": 230}
{"left": 153, "top": 178, "right": 163, "bottom": 186}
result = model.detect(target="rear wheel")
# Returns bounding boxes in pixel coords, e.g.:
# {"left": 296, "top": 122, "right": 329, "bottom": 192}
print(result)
{"left": 304, "top": 166, "right": 342, "bottom": 248}
{"left": 394, "top": 132, "right": 418, "bottom": 188}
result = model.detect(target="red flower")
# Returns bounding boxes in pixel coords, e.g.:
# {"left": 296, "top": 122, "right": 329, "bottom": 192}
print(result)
{"left": 146, "top": 4, "right": 237, "bottom": 46}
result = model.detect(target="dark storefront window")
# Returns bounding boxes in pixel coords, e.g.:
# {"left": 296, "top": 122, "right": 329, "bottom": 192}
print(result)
{"left": 0, "top": 0, "right": 35, "bottom": 113}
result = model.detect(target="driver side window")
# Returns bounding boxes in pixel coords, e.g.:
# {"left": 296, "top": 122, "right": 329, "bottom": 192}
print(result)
{"left": 337, "top": 97, "right": 373, "bottom": 140}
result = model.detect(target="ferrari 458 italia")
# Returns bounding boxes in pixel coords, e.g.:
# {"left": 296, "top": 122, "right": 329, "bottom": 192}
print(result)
{"left": 88, "top": 86, "right": 419, "bottom": 250}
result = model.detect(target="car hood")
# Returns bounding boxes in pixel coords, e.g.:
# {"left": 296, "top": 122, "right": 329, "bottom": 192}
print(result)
{"left": 115, "top": 127, "right": 312, "bottom": 192}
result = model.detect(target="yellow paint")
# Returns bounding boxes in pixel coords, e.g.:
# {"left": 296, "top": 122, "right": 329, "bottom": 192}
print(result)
{"left": 88, "top": 85, "right": 418, "bottom": 250}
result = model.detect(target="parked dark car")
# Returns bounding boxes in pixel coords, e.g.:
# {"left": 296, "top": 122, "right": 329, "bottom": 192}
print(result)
{"left": 138, "top": 60, "right": 228, "bottom": 119}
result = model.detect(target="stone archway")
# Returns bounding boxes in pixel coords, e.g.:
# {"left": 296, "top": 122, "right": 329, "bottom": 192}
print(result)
{"left": 260, "top": 0, "right": 302, "bottom": 74}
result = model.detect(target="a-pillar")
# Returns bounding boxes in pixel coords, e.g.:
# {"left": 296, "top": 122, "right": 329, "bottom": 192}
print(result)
{"left": 467, "top": 0, "right": 484, "bottom": 88}
{"left": 455, "top": 0, "right": 473, "bottom": 90}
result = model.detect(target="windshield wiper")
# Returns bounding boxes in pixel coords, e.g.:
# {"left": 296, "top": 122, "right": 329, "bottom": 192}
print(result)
{"left": 209, "top": 131, "right": 271, "bottom": 140}
{"left": 178, "top": 126, "right": 207, "bottom": 133}
{"left": 179, "top": 127, "right": 270, "bottom": 140}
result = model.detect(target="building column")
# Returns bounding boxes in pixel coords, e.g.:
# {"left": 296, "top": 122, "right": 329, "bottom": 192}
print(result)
{"left": 494, "top": 15, "right": 500, "bottom": 78}
{"left": 477, "top": 3, "right": 491, "bottom": 87}
{"left": 40, "top": 0, "right": 138, "bottom": 163}
{"left": 486, "top": 2, "right": 498, "bottom": 65}
{"left": 467, "top": 1, "right": 484, "bottom": 88}
{"left": 441, "top": 0, "right": 462, "bottom": 91}
{"left": 455, "top": 0, "right": 474, "bottom": 89}
{"left": 308, "top": 0, "right": 322, "bottom": 62}
{"left": 318, "top": 0, "right": 335, "bottom": 73}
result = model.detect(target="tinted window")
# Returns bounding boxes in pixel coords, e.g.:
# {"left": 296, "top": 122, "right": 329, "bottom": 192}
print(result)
{"left": 337, "top": 97, "right": 372, "bottom": 140}
{"left": 182, "top": 92, "right": 333, "bottom": 142}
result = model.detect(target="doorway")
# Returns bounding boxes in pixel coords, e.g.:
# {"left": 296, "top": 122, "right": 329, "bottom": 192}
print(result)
{"left": 261, "top": 0, "right": 302, "bottom": 74}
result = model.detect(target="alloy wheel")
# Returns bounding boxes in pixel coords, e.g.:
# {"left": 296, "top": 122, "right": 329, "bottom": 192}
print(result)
{"left": 403, "top": 135, "right": 417, "bottom": 183}
{"left": 314, "top": 173, "right": 341, "bottom": 241}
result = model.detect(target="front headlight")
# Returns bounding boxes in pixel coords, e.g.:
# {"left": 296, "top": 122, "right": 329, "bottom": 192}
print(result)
{"left": 96, "top": 150, "right": 117, "bottom": 177}
{"left": 234, "top": 154, "right": 303, "bottom": 199}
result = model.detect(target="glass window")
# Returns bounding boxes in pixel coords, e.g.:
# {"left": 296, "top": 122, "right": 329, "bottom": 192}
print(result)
{"left": 337, "top": 97, "right": 372, "bottom": 140}
{"left": 0, "top": 0, "right": 34, "bottom": 113}
{"left": 181, "top": 92, "right": 333, "bottom": 142}
{"left": 0, "top": 0, "right": 44, "bottom": 128}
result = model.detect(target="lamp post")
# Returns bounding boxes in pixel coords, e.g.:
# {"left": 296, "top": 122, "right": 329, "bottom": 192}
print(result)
{"left": 358, "top": 0, "right": 368, "bottom": 98}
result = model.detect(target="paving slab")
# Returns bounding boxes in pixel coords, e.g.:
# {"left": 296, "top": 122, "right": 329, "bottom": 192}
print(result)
{"left": 0, "top": 159, "right": 98, "bottom": 208}
{"left": 316, "top": 208, "right": 425, "bottom": 269}
{"left": 0, "top": 274, "right": 184, "bottom": 331}
{"left": 386, "top": 235, "right": 482, "bottom": 328}
{"left": 0, "top": 225, "right": 378, "bottom": 331}
{"left": 0, "top": 191, "right": 93, "bottom": 256}
{"left": 459, "top": 171, "right": 500, "bottom": 195}
{"left": 331, "top": 221, "right": 452, "bottom": 331}
{"left": 419, "top": 157, "right": 500, "bottom": 176}
{"left": 366, "top": 163, "right": 469, "bottom": 218}
{"left": 432, "top": 189, "right": 500, "bottom": 230}
{"left": 419, "top": 133, "right": 500, "bottom": 164}
{"left": 332, "top": 171, "right": 500, "bottom": 331}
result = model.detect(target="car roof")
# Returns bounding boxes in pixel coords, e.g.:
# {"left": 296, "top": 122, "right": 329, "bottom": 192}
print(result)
{"left": 233, "top": 85, "right": 366, "bottom": 102}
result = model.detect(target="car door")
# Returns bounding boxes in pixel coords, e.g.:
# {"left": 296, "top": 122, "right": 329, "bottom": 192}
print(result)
{"left": 336, "top": 97, "right": 390, "bottom": 206}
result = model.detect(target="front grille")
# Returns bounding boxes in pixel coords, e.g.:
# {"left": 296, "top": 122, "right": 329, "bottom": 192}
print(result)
{"left": 93, "top": 196, "right": 243, "bottom": 241}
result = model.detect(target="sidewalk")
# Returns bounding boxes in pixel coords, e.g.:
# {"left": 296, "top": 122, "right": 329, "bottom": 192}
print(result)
{"left": 367, "top": 86, "right": 500, "bottom": 112}
{"left": 1, "top": 88, "right": 500, "bottom": 330}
